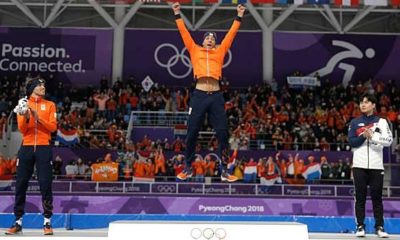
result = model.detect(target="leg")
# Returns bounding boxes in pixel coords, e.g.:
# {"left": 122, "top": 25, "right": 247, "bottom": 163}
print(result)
{"left": 208, "top": 92, "right": 229, "bottom": 170}
{"left": 368, "top": 169, "right": 384, "bottom": 229}
{"left": 14, "top": 146, "right": 35, "bottom": 219}
{"left": 352, "top": 168, "right": 368, "bottom": 227}
{"left": 184, "top": 91, "right": 207, "bottom": 168}
{"left": 35, "top": 146, "right": 54, "bottom": 219}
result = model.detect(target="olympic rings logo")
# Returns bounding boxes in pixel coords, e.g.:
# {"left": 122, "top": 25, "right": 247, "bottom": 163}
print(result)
{"left": 190, "top": 228, "right": 227, "bottom": 240}
{"left": 155, "top": 184, "right": 176, "bottom": 193}
{"left": 154, "top": 43, "right": 232, "bottom": 79}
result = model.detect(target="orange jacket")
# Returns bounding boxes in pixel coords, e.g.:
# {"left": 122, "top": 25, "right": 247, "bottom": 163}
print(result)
{"left": 175, "top": 17, "right": 241, "bottom": 80}
{"left": 17, "top": 96, "right": 57, "bottom": 146}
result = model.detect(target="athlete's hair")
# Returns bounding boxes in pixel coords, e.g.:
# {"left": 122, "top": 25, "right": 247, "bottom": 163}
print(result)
{"left": 359, "top": 93, "right": 377, "bottom": 104}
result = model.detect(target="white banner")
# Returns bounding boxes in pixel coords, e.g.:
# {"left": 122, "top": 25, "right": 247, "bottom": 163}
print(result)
{"left": 287, "top": 76, "right": 321, "bottom": 87}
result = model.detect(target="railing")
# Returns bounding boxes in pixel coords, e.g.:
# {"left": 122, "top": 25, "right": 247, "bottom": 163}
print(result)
{"left": 1, "top": 180, "right": 399, "bottom": 199}
{"left": 127, "top": 111, "right": 353, "bottom": 151}
{"left": 130, "top": 111, "right": 189, "bottom": 127}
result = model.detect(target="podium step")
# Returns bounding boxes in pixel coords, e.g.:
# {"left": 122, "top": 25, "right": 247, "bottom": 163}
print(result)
{"left": 108, "top": 221, "right": 309, "bottom": 240}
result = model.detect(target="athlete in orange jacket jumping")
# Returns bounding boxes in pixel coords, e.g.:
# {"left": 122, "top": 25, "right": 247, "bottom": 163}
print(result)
{"left": 6, "top": 78, "right": 57, "bottom": 236}
{"left": 172, "top": 2, "right": 245, "bottom": 182}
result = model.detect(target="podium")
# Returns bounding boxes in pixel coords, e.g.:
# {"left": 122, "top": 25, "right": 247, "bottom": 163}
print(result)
{"left": 108, "top": 221, "right": 309, "bottom": 240}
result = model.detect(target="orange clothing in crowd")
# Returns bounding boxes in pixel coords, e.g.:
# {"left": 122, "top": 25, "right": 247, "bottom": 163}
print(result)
{"left": 294, "top": 160, "right": 304, "bottom": 176}
{"left": 205, "top": 160, "right": 216, "bottom": 176}
{"left": 175, "top": 18, "right": 241, "bottom": 80}
{"left": 193, "top": 160, "right": 206, "bottom": 176}
{"left": 17, "top": 96, "right": 57, "bottom": 146}
{"left": 133, "top": 161, "right": 146, "bottom": 177}
{"left": 106, "top": 98, "right": 117, "bottom": 111}
{"left": 155, "top": 152, "right": 166, "bottom": 175}
{"left": 145, "top": 162, "right": 155, "bottom": 178}
{"left": 129, "top": 95, "right": 139, "bottom": 108}
{"left": 0, "top": 161, "right": 7, "bottom": 176}
{"left": 278, "top": 161, "right": 287, "bottom": 178}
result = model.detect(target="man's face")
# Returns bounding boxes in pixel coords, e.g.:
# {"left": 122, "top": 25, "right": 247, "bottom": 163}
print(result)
{"left": 202, "top": 35, "right": 216, "bottom": 49}
{"left": 359, "top": 97, "right": 375, "bottom": 114}
{"left": 33, "top": 83, "right": 46, "bottom": 97}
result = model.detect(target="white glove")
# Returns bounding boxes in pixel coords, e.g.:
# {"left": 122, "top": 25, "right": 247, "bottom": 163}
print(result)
{"left": 13, "top": 97, "right": 28, "bottom": 115}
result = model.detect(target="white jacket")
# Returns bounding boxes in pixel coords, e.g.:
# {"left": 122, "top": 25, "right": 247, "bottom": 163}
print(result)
{"left": 350, "top": 118, "right": 393, "bottom": 170}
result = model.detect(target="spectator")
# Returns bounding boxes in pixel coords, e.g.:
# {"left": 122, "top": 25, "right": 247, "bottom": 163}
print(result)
{"left": 65, "top": 161, "right": 78, "bottom": 179}
{"left": 154, "top": 149, "right": 166, "bottom": 176}
{"left": 320, "top": 156, "right": 331, "bottom": 179}
{"left": 53, "top": 156, "right": 63, "bottom": 176}
{"left": 76, "top": 158, "right": 89, "bottom": 179}
{"left": 0, "top": 154, "right": 8, "bottom": 179}
{"left": 103, "top": 153, "right": 113, "bottom": 163}
{"left": 192, "top": 156, "right": 206, "bottom": 182}
{"left": 93, "top": 92, "right": 110, "bottom": 118}
{"left": 0, "top": 112, "right": 7, "bottom": 139}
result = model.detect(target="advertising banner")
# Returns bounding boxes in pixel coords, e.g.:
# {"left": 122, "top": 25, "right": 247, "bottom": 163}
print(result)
{"left": 0, "top": 27, "right": 112, "bottom": 86}
{"left": 1, "top": 195, "right": 400, "bottom": 217}
{"left": 274, "top": 32, "right": 400, "bottom": 86}
{"left": 123, "top": 29, "right": 262, "bottom": 88}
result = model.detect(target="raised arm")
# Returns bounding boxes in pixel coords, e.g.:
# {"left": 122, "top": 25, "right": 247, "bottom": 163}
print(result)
{"left": 220, "top": 4, "right": 245, "bottom": 53}
{"left": 172, "top": 2, "right": 196, "bottom": 52}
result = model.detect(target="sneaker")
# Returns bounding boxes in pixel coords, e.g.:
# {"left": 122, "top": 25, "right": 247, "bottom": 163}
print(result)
{"left": 43, "top": 223, "right": 53, "bottom": 235}
{"left": 355, "top": 225, "right": 366, "bottom": 238}
{"left": 376, "top": 226, "right": 389, "bottom": 238}
{"left": 221, "top": 172, "right": 238, "bottom": 182}
{"left": 177, "top": 169, "right": 192, "bottom": 181}
{"left": 5, "top": 222, "right": 22, "bottom": 235}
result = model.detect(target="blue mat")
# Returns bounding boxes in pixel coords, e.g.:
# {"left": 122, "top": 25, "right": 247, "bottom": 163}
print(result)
{"left": 0, "top": 213, "right": 399, "bottom": 234}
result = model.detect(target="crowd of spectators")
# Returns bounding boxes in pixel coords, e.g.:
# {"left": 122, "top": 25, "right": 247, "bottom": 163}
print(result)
{"left": 0, "top": 73, "right": 399, "bottom": 184}
{"left": 2, "top": 74, "right": 400, "bottom": 152}
{"left": 48, "top": 149, "right": 352, "bottom": 184}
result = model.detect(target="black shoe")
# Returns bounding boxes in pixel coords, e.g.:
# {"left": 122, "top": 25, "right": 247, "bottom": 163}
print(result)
{"left": 5, "top": 222, "right": 22, "bottom": 235}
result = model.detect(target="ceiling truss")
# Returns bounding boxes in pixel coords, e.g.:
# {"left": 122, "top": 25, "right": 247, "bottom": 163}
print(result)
{"left": 0, "top": 0, "right": 399, "bottom": 34}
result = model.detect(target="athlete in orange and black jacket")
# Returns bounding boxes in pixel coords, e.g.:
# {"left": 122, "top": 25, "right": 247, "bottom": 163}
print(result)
{"left": 172, "top": 2, "right": 245, "bottom": 183}
{"left": 6, "top": 78, "right": 57, "bottom": 236}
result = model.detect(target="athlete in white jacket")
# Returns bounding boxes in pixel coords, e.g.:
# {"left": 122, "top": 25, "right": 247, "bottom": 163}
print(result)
{"left": 348, "top": 93, "right": 392, "bottom": 238}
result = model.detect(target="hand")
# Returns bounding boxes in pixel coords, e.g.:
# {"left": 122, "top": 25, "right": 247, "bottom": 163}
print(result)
{"left": 23, "top": 108, "right": 31, "bottom": 119}
{"left": 30, "top": 109, "right": 39, "bottom": 121}
{"left": 237, "top": 4, "right": 246, "bottom": 17}
{"left": 18, "top": 96, "right": 28, "bottom": 106}
{"left": 172, "top": 2, "right": 181, "bottom": 15}
{"left": 13, "top": 97, "right": 28, "bottom": 115}
{"left": 362, "top": 129, "right": 373, "bottom": 139}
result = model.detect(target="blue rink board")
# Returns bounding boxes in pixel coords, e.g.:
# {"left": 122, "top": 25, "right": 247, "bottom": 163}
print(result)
{"left": 0, "top": 213, "right": 399, "bottom": 234}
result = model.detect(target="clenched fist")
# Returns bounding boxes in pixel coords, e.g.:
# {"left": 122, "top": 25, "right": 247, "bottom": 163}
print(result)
{"left": 172, "top": 2, "right": 181, "bottom": 15}
{"left": 237, "top": 4, "right": 246, "bottom": 17}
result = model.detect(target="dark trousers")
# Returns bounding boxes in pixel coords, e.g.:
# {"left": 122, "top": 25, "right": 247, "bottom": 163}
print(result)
{"left": 14, "top": 146, "right": 53, "bottom": 219}
{"left": 184, "top": 90, "right": 229, "bottom": 169}
{"left": 353, "top": 167, "right": 384, "bottom": 228}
